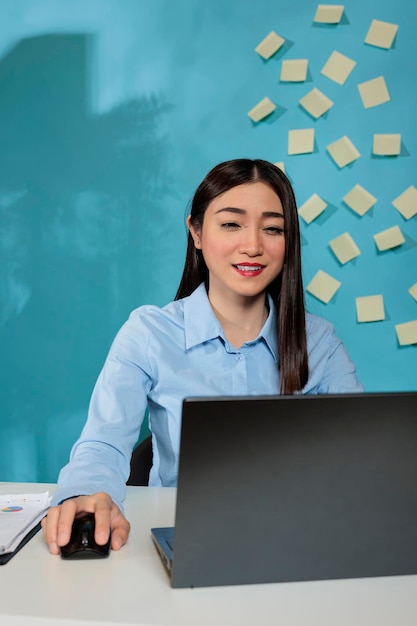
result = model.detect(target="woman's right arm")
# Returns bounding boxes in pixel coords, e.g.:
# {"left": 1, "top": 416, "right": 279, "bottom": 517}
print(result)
{"left": 42, "top": 311, "right": 153, "bottom": 551}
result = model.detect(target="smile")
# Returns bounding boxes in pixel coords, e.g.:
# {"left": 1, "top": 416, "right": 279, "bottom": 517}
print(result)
{"left": 233, "top": 264, "right": 266, "bottom": 276}
{"left": 235, "top": 264, "right": 264, "bottom": 271}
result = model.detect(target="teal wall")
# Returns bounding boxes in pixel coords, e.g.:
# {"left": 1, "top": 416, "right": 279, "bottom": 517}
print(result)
{"left": 1, "top": 0, "right": 416, "bottom": 483}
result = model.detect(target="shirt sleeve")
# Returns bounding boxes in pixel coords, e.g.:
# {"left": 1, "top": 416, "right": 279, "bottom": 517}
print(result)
{"left": 52, "top": 312, "right": 153, "bottom": 510}
{"left": 306, "top": 316, "right": 364, "bottom": 394}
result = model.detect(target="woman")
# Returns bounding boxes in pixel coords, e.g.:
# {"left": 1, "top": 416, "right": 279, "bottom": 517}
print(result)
{"left": 42, "top": 158, "right": 363, "bottom": 554}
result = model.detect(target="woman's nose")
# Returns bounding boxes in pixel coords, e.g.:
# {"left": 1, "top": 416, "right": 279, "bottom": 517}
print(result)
{"left": 238, "top": 228, "right": 263, "bottom": 256}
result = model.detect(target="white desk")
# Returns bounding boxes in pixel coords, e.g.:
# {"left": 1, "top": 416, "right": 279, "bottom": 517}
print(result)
{"left": 1, "top": 482, "right": 417, "bottom": 626}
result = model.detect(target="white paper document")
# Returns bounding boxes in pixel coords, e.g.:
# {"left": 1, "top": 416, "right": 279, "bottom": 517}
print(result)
{"left": 0, "top": 492, "right": 51, "bottom": 555}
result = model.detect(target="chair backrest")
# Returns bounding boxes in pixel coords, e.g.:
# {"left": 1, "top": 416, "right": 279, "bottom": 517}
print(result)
{"left": 127, "top": 435, "right": 153, "bottom": 486}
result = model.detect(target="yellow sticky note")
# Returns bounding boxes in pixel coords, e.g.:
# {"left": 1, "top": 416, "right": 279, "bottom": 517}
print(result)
{"left": 392, "top": 186, "right": 417, "bottom": 220}
{"left": 288, "top": 129, "right": 315, "bottom": 155}
{"left": 274, "top": 161, "right": 285, "bottom": 173}
{"left": 299, "top": 87, "right": 334, "bottom": 119}
{"left": 365, "top": 19, "right": 399, "bottom": 49}
{"left": 255, "top": 31, "right": 285, "bottom": 59}
{"left": 373, "top": 225, "right": 405, "bottom": 251}
{"left": 327, "top": 135, "right": 360, "bottom": 168}
{"left": 314, "top": 4, "right": 344, "bottom": 24}
{"left": 358, "top": 76, "right": 390, "bottom": 109}
{"left": 329, "top": 232, "right": 361, "bottom": 264}
{"left": 298, "top": 193, "right": 327, "bottom": 224}
{"left": 307, "top": 270, "right": 341, "bottom": 304}
{"left": 343, "top": 184, "right": 377, "bottom": 216}
{"left": 395, "top": 320, "right": 417, "bottom": 346}
{"left": 408, "top": 282, "right": 417, "bottom": 302}
{"left": 356, "top": 295, "right": 385, "bottom": 323}
{"left": 248, "top": 97, "right": 276, "bottom": 122}
{"left": 280, "top": 59, "right": 309, "bottom": 82}
{"left": 373, "top": 134, "right": 401, "bottom": 156}
{"left": 321, "top": 51, "right": 356, "bottom": 85}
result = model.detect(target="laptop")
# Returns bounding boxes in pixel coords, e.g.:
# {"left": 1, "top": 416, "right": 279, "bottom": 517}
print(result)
{"left": 151, "top": 392, "right": 417, "bottom": 588}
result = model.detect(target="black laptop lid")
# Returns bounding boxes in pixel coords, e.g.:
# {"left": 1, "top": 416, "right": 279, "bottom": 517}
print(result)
{"left": 170, "top": 392, "right": 417, "bottom": 588}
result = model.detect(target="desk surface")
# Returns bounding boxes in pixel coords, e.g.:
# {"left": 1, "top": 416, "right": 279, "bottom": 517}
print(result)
{"left": 1, "top": 482, "right": 417, "bottom": 626}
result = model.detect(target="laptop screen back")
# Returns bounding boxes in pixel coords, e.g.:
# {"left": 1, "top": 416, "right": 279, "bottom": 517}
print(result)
{"left": 170, "top": 393, "right": 417, "bottom": 588}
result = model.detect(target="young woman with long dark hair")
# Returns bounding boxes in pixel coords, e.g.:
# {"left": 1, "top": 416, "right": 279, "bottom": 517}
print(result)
{"left": 42, "top": 159, "right": 363, "bottom": 554}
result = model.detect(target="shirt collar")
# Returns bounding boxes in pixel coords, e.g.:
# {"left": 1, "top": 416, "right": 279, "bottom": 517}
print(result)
{"left": 183, "top": 283, "right": 224, "bottom": 349}
{"left": 260, "top": 294, "right": 278, "bottom": 363}
{"left": 183, "top": 283, "right": 278, "bottom": 362}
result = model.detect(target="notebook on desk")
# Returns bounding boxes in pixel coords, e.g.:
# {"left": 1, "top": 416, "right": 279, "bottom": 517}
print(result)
{"left": 151, "top": 392, "right": 417, "bottom": 588}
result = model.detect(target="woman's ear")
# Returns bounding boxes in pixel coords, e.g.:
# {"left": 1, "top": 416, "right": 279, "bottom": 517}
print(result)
{"left": 186, "top": 215, "right": 202, "bottom": 249}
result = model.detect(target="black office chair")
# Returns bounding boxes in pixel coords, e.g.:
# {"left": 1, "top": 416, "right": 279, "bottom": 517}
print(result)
{"left": 127, "top": 435, "right": 153, "bottom": 486}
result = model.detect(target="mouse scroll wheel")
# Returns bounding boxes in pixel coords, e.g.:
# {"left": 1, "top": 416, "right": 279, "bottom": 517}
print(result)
{"left": 81, "top": 532, "right": 89, "bottom": 546}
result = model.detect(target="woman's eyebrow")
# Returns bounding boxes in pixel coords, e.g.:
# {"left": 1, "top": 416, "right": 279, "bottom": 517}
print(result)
{"left": 214, "top": 207, "right": 284, "bottom": 219}
{"left": 263, "top": 211, "right": 284, "bottom": 219}
{"left": 214, "top": 206, "right": 246, "bottom": 215}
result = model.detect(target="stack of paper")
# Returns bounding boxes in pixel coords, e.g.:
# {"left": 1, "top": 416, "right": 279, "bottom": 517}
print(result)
{"left": 0, "top": 492, "right": 51, "bottom": 561}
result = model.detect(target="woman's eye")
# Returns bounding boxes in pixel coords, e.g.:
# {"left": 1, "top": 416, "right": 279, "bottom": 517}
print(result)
{"left": 221, "top": 222, "right": 240, "bottom": 230}
{"left": 264, "top": 226, "right": 284, "bottom": 235}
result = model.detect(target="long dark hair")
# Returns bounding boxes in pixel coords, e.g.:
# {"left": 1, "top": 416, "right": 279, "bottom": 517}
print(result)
{"left": 175, "top": 158, "right": 308, "bottom": 394}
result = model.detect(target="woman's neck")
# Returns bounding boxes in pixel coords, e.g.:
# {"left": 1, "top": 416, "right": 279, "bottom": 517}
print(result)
{"left": 208, "top": 289, "right": 269, "bottom": 349}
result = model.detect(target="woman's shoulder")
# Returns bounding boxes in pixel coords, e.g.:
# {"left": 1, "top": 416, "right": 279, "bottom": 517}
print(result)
{"left": 127, "top": 284, "right": 207, "bottom": 326}
{"left": 127, "top": 298, "right": 186, "bottom": 328}
{"left": 107, "top": 299, "right": 187, "bottom": 358}
{"left": 305, "top": 312, "right": 337, "bottom": 340}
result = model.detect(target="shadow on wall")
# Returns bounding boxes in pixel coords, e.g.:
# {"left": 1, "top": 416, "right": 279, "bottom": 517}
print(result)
{"left": 0, "top": 34, "right": 171, "bottom": 482}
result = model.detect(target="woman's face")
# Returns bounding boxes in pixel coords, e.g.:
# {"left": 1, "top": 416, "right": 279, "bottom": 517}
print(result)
{"left": 188, "top": 181, "right": 286, "bottom": 304}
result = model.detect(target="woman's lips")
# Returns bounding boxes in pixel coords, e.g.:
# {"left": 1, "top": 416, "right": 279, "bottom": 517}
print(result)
{"left": 233, "top": 263, "right": 266, "bottom": 277}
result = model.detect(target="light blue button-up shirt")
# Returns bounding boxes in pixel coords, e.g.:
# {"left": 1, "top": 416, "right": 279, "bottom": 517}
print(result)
{"left": 53, "top": 283, "right": 363, "bottom": 508}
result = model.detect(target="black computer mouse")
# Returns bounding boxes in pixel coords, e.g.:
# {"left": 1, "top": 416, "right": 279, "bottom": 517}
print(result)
{"left": 60, "top": 512, "right": 111, "bottom": 559}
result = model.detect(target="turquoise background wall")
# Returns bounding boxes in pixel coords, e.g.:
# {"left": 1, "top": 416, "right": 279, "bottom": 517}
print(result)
{"left": 1, "top": 0, "right": 416, "bottom": 483}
